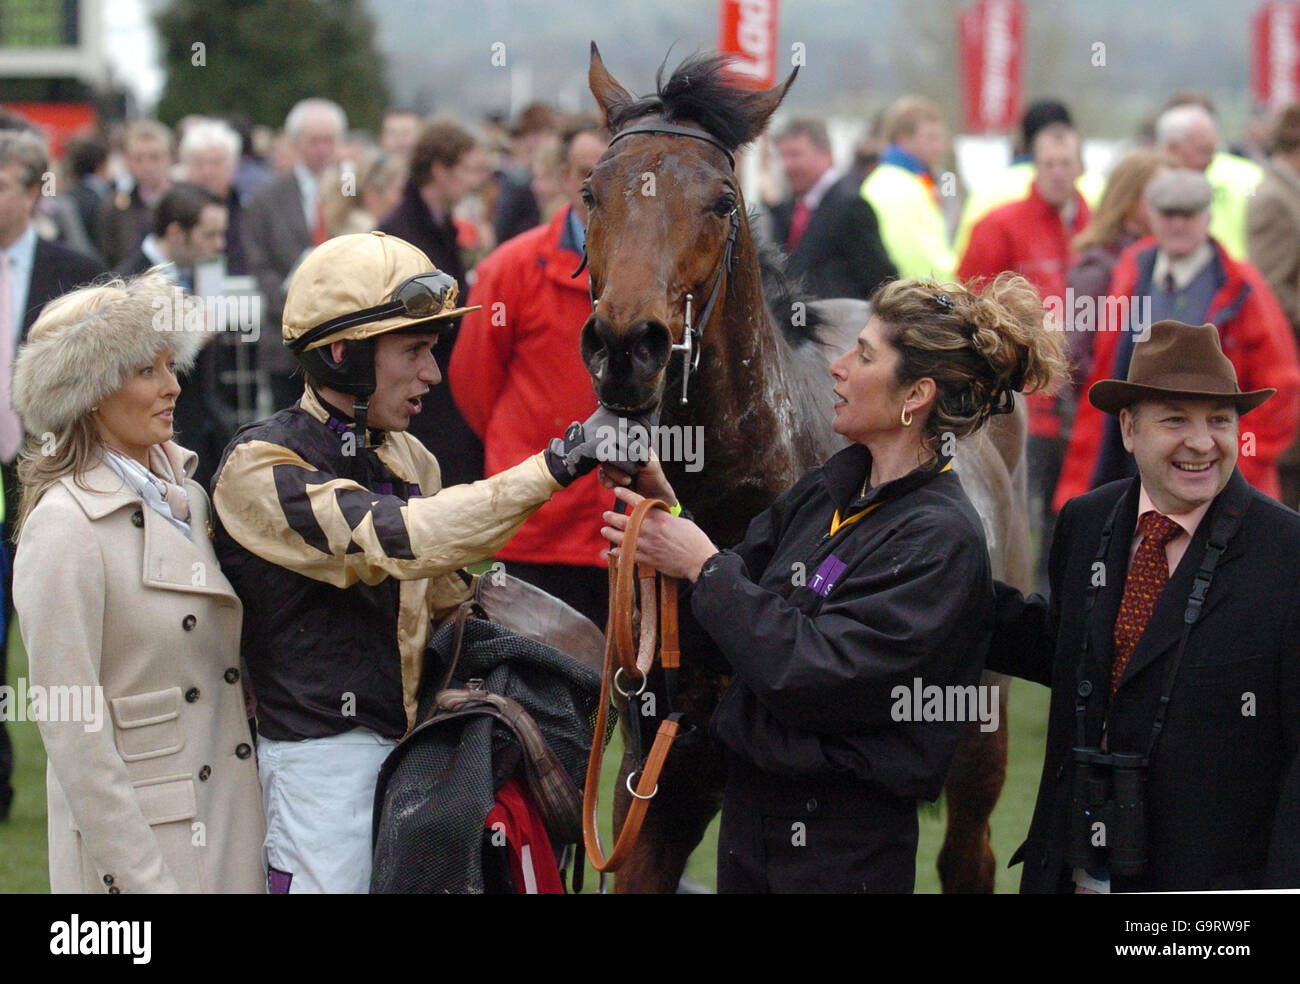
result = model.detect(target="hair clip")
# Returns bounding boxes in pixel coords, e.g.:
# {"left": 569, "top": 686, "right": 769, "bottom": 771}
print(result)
{"left": 934, "top": 292, "right": 954, "bottom": 312}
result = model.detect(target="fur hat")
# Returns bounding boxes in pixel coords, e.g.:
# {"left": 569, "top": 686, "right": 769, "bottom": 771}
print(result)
{"left": 12, "top": 270, "right": 202, "bottom": 436}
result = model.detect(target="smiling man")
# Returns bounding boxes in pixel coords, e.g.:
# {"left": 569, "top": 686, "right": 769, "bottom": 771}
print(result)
{"left": 986, "top": 320, "right": 1300, "bottom": 893}
{"left": 209, "top": 231, "right": 622, "bottom": 893}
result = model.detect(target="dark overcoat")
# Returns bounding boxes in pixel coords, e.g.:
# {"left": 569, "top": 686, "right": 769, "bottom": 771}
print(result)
{"left": 989, "top": 469, "right": 1300, "bottom": 892}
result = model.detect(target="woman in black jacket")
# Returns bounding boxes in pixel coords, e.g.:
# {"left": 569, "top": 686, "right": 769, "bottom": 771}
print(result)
{"left": 600, "top": 273, "right": 1067, "bottom": 893}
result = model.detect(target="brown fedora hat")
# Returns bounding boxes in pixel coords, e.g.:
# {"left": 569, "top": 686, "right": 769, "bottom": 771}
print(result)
{"left": 1088, "top": 320, "right": 1275, "bottom": 415}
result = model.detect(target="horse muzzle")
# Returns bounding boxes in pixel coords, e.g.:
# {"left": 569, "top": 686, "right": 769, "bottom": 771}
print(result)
{"left": 580, "top": 314, "right": 673, "bottom": 414}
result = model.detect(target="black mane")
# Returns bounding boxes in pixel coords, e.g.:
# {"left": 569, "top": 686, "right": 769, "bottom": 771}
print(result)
{"left": 753, "top": 221, "right": 825, "bottom": 348}
{"left": 607, "top": 53, "right": 777, "bottom": 151}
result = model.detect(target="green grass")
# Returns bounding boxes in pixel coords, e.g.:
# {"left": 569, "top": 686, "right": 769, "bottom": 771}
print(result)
{"left": 0, "top": 626, "right": 51, "bottom": 893}
{"left": 1, "top": 621, "right": 1049, "bottom": 894}
{"left": 916, "top": 677, "right": 1050, "bottom": 894}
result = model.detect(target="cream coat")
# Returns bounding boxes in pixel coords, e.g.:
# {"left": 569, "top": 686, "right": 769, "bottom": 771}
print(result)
{"left": 14, "top": 444, "right": 266, "bottom": 893}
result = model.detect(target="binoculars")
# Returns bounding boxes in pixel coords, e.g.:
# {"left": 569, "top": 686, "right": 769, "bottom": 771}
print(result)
{"left": 1063, "top": 746, "right": 1149, "bottom": 877}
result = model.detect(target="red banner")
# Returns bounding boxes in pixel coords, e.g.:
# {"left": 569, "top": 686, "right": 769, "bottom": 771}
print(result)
{"left": 959, "top": 0, "right": 1023, "bottom": 133}
{"left": 1253, "top": 2, "right": 1300, "bottom": 111}
{"left": 2, "top": 102, "right": 98, "bottom": 158}
{"left": 718, "top": 0, "right": 779, "bottom": 90}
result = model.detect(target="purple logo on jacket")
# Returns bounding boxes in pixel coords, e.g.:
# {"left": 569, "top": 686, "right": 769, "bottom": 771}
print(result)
{"left": 809, "top": 554, "right": 847, "bottom": 598}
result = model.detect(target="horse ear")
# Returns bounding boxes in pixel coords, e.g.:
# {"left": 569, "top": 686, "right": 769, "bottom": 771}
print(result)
{"left": 589, "top": 42, "right": 634, "bottom": 126}
{"left": 739, "top": 66, "right": 799, "bottom": 144}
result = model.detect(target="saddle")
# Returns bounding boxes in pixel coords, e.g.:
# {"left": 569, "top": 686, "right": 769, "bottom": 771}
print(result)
{"left": 371, "top": 586, "right": 605, "bottom": 893}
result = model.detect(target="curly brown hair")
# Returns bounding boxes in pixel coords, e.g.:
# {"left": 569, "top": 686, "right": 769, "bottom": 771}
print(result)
{"left": 871, "top": 273, "right": 1069, "bottom": 449}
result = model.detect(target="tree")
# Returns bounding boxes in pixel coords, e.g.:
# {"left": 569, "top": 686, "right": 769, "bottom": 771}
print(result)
{"left": 154, "top": 0, "right": 389, "bottom": 132}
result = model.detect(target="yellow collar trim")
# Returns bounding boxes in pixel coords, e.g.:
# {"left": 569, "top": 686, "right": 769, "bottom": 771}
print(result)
{"left": 829, "top": 460, "right": 952, "bottom": 537}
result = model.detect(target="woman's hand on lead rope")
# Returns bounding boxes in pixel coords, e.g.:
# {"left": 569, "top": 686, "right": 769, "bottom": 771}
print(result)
{"left": 601, "top": 486, "right": 720, "bottom": 582}
{"left": 597, "top": 450, "right": 678, "bottom": 507}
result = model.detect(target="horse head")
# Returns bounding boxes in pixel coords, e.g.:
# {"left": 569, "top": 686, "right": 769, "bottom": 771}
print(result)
{"left": 580, "top": 43, "right": 796, "bottom": 415}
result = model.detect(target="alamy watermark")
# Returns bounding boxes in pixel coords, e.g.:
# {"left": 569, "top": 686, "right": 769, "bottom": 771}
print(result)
{"left": 0, "top": 678, "right": 103, "bottom": 732}
{"left": 1044, "top": 289, "right": 1153, "bottom": 342}
{"left": 50, "top": 915, "right": 151, "bottom": 964}
{"left": 152, "top": 287, "right": 262, "bottom": 343}
{"left": 594, "top": 419, "right": 705, "bottom": 472}
{"left": 890, "top": 677, "right": 1000, "bottom": 733}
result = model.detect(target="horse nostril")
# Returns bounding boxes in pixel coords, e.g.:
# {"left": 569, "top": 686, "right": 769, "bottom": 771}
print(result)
{"left": 580, "top": 316, "right": 613, "bottom": 374}
{"left": 582, "top": 317, "right": 670, "bottom": 381}
{"left": 626, "top": 320, "right": 671, "bottom": 377}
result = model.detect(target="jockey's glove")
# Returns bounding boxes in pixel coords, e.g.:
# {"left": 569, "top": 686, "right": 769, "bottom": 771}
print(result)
{"left": 544, "top": 406, "right": 653, "bottom": 487}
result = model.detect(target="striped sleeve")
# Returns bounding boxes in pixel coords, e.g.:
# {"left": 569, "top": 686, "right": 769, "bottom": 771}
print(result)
{"left": 213, "top": 441, "right": 560, "bottom": 587}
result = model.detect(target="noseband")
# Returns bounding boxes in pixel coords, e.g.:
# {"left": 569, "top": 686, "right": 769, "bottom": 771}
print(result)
{"left": 573, "top": 119, "right": 740, "bottom": 406}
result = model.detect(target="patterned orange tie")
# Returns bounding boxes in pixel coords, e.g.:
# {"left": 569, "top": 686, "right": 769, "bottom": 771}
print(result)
{"left": 1111, "top": 512, "right": 1182, "bottom": 695}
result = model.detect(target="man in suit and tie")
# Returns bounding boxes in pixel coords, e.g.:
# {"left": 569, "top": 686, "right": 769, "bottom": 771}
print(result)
{"left": 767, "top": 119, "right": 896, "bottom": 302}
{"left": 242, "top": 98, "right": 345, "bottom": 410}
{"left": 988, "top": 320, "right": 1300, "bottom": 892}
{"left": 0, "top": 129, "right": 105, "bottom": 820}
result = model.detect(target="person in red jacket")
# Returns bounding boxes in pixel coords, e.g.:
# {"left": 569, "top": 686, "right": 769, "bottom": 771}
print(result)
{"left": 1056, "top": 169, "right": 1300, "bottom": 510}
{"left": 958, "top": 122, "right": 1090, "bottom": 587}
{"left": 449, "top": 119, "right": 611, "bottom": 625}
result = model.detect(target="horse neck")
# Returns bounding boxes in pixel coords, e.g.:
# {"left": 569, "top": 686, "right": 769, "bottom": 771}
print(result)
{"left": 660, "top": 216, "right": 807, "bottom": 540}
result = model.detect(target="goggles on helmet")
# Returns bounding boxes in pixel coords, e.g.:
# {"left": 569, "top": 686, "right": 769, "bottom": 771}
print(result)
{"left": 288, "top": 271, "right": 460, "bottom": 353}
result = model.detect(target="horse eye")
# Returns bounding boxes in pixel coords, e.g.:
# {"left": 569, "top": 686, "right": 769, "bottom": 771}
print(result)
{"left": 713, "top": 194, "right": 736, "bottom": 218}
{"left": 580, "top": 186, "right": 596, "bottom": 208}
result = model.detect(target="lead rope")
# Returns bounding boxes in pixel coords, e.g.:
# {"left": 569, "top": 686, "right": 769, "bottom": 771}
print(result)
{"left": 582, "top": 497, "right": 683, "bottom": 875}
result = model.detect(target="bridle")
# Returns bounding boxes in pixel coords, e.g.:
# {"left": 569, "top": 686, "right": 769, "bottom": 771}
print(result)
{"left": 573, "top": 118, "right": 741, "bottom": 406}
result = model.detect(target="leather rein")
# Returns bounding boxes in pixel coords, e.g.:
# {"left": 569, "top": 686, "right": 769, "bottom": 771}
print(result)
{"left": 582, "top": 497, "right": 685, "bottom": 873}
{"left": 572, "top": 119, "right": 740, "bottom": 406}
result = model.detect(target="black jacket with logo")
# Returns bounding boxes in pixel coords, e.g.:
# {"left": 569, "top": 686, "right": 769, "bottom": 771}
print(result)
{"left": 686, "top": 442, "right": 994, "bottom": 801}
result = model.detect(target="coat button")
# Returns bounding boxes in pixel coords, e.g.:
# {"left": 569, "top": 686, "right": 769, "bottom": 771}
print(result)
{"left": 235, "top": 743, "right": 252, "bottom": 759}
{"left": 1055, "top": 762, "right": 1065, "bottom": 780}
{"left": 185, "top": 687, "right": 200, "bottom": 703}
{"left": 224, "top": 667, "right": 240, "bottom": 684}
{"left": 108, "top": 886, "right": 121, "bottom": 894}
{"left": 199, "top": 765, "right": 211, "bottom": 781}
{"left": 182, "top": 614, "right": 197, "bottom": 631}
{"left": 103, "top": 873, "right": 114, "bottom": 886}
{"left": 1077, "top": 680, "right": 1093, "bottom": 697}
{"left": 805, "top": 798, "right": 818, "bottom": 813}
{"left": 131, "top": 510, "right": 144, "bottom": 528}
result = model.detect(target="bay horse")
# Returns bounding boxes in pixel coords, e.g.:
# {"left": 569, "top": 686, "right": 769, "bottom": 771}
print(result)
{"left": 580, "top": 44, "right": 1030, "bottom": 893}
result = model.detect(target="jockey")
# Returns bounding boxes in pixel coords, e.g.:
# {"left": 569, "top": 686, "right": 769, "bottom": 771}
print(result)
{"left": 210, "top": 230, "right": 621, "bottom": 894}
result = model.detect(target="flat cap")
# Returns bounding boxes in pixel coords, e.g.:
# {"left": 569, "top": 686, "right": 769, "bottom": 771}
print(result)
{"left": 1144, "top": 167, "right": 1212, "bottom": 213}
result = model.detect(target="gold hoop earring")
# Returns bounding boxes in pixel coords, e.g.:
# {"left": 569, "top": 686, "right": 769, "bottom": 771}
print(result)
{"left": 900, "top": 405, "right": 913, "bottom": 427}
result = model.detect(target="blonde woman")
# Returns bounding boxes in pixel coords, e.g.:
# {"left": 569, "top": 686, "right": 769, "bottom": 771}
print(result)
{"left": 11, "top": 271, "right": 264, "bottom": 893}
